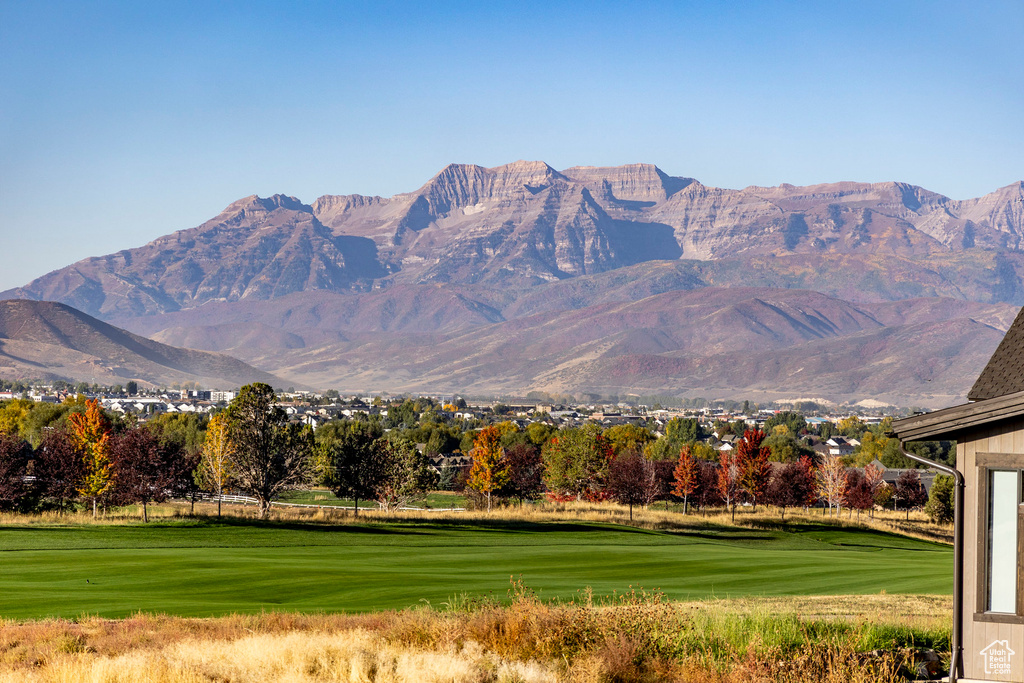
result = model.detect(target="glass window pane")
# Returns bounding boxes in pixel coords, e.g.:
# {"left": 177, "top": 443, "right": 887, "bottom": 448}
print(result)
{"left": 988, "top": 470, "right": 1019, "bottom": 613}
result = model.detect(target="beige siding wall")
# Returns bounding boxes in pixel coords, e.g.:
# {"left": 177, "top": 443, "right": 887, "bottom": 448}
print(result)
{"left": 962, "top": 419, "right": 1024, "bottom": 681}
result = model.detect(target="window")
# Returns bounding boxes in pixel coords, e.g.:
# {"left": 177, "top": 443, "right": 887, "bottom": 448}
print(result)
{"left": 988, "top": 469, "right": 1021, "bottom": 613}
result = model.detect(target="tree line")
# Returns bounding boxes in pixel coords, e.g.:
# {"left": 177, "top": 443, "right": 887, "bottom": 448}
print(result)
{"left": 0, "top": 384, "right": 947, "bottom": 522}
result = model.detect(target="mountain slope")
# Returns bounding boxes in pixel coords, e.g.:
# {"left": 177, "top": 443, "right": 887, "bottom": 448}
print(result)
{"left": 181, "top": 288, "right": 1014, "bottom": 407}
{"left": 0, "top": 300, "right": 285, "bottom": 389}
{"left": 4, "top": 161, "right": 1024, "bottom": 405}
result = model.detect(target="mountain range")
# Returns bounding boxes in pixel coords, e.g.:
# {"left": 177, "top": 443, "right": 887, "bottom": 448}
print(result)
{"left": 4, "top": 161, "right": 1023, "bottom": 406}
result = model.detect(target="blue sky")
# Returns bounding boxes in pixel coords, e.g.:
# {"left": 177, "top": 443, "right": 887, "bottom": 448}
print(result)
{"left": 1, "top": 0, "right": 1022, "bottom": 291}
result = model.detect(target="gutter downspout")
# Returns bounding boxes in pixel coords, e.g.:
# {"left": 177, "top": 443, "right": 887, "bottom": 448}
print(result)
{"left": 901, "top": 447, "right": 964, "bottom": 683}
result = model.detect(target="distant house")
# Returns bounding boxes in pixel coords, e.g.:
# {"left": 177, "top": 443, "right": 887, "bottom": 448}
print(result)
{"left": 866, "top": 459, "right": 939, "bottom": 495}
{"left": 826, "top": 437, "right": 856, "bottom": 456}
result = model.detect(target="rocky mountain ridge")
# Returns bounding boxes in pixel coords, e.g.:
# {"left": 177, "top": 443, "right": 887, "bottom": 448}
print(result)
{"left": 6, "top": 162, "right": 1024, "bottom": 319}
{"left": 3, "top": 161, "right": 1023, "bottom": 405}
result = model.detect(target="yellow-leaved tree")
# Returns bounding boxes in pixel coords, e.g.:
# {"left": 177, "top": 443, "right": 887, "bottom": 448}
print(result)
{"left": 196, "top": 413, "right": 235, "bottom": 517}
{"left": 467, "top": 425, "right": 509, "bottom": 512}
{"left": 69, "top": 399, "right": 113, "bottom": 518}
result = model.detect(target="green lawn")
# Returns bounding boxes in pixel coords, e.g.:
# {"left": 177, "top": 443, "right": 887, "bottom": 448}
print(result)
{"left": 0, "top": 519, "right": 952, "bottom": 619}
{"left": 277, "top": 488, "right": 468, "bottom": 509}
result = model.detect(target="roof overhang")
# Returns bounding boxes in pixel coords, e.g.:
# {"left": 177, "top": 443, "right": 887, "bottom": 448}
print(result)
{"left": 892, "top": 389, "right": 1024, "bottom": 442}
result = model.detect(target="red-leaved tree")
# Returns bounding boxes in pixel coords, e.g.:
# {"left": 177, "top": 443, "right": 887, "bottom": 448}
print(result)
{"left": 0, "top": 434, "right": 32, "bottom": 511}
{"left": 717, "top": 449, "right": 740, "bottom": 521}
{"left": 34, "top": 429, "right": 84, "bottom": 513}
{"left": 735, "top": 429, "right": 771, "bottom": 512}
{"left": 895, "top": 469, "right": 928, "bottom": 520}
{"left": 607, "top": 450, "right": 657, "bottom": 521}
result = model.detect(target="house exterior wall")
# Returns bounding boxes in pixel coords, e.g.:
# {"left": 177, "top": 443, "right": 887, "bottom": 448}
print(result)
{"left": 961, "top": 418, "right": 1024, "bottom": 681}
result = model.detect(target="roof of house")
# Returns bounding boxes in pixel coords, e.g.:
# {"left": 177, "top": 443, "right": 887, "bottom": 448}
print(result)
{"left": 892, "top": 388, "right": 1024, "bottom": 441}
{"left": 969, "top": 306, "right": 1024, "bottom": 401}
{"left": 892, "top": 305, "right": 1024, "bottom": 441}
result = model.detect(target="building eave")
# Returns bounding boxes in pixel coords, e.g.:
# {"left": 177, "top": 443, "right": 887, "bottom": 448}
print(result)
{"left": 892, "top": 389, "right": 1024, "bottom": 442}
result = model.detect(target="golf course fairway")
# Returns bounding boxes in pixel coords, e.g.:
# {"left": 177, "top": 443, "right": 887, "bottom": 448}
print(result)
{"left": 0, "top": 519, "right": 951, "bottom": 619}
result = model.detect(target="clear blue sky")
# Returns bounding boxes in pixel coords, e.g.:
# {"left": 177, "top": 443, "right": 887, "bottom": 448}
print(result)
{"left": 1, "top": 0, "right": 1022, "bottom": 291}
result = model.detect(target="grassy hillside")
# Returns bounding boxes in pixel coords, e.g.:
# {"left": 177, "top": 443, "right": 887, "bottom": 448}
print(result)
{"left": 0, "top": 518, "right": 951, "bottom": 619}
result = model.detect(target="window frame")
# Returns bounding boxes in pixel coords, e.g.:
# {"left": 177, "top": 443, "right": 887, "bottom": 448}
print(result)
{"left": 975, "top": 458, "right": 1024, "bottom": 621}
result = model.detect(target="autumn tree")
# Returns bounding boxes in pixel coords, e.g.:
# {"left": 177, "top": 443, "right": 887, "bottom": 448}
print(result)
{"left": 0, "top": 400, "right": 32, "bottom": 439}
{"left": 69, "top": 399, "right": 113, "bottom": 517}
{"left": 816, "top": 455, "right": 847, "bottom": 516}
{"left": 607, "top": 451, "right": 657, "bottom": 520}
{"left": 717, "top": 450, "right": 740, "bottom": 521}
{"left": 34, "top": 429, "right": 84, "bottom": 512}
{"left": 844, "top": 469, "right": 875, "bottom": 519}
{"left": 108, "top": 427, "right": 181, "bottom": 522}
{"left": 226, "top": 383, "right": 315, "bottom": 518}
{"left": 735, "top": 429, "right": 772, "bottom": 511}
{"left": 196, "top": 413, "right": 235, "bottom": 517}
{"left": 0, "top": 434, "right": 33, "bottom": 511}
{"left": 499, "top": 443, "right": 545, "bottom": 505}
{"left": 894, "top": 469, "right": 927, "bottom": 520}
{"left": 317, "top": 419, "right": 384, "bottom": 515}
{"left": 671, "top": 445, "right": 699, "bottom": 514}
{"left": 764, "top": 456, "right": 816, "bottom": 520}
{"left": 862, "top": 462, "right": 884, "bottom": 518}
{"left": 467, "top": 426, "right": 509, "bottom": 512}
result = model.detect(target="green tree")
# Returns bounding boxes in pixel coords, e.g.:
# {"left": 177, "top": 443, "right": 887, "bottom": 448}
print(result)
{"left": 603, "top": 424, "right": 654, "bottom": 456}
{"left": 852, "top": 431, "right": 910, "bottom": 468}
{"left": 225, "top": 383, "right": 315, "bottom": 518}
{"left": 763, "top": 432, "right": 813, "bottom": 463}
{"left": 924, "top": 473, "right": 954, "bottom": 524}
{"left": 525, "top": 422, "right": 556, "bottom": 447}
{"left": 648, "top": 417, "right": 702, "bottom": 460}
{"left": 542, "top": 424, "right": 612, "bottom": 500}
{"left": 764, "top": 411, "right": 807, "bottom": 435}
{"left": 317, "top": 420, "right": 384, "bottom": 515}
{"left": 666, "top": 418, "right": 701, "bottom": 443}
{"left": 373, "top": 436, "right": 436, "bottom": 511}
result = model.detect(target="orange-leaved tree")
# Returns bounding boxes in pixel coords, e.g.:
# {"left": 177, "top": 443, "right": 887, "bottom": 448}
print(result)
{"left": 671, "top": 444, "right": 698, "bottom": 514}
{"left": 467, "top": 425, "right": 509, "bottom": 512}
{"left": 736, "top": 429, "right": 772, "bottom": 512}
{"left": 717, "top": 449, "right": 739, "bottom": 522}
{"left": 197, "top": 413, "right": 235, "bottom": 518}
{"left": 69, "top": 399, "right": 113, "bottom": 517}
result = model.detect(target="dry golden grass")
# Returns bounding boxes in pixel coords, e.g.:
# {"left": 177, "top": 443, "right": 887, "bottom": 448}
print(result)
{"left": 0, "top": 592, "right": 948, "bottom": 683}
